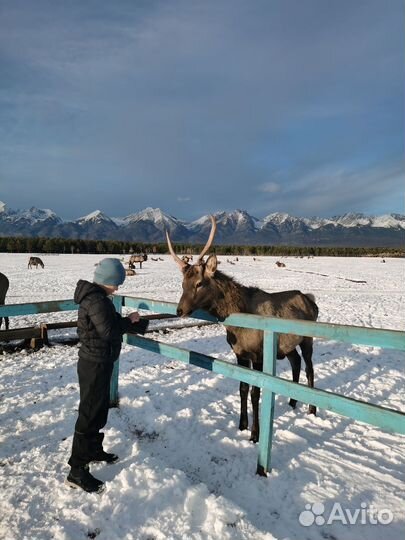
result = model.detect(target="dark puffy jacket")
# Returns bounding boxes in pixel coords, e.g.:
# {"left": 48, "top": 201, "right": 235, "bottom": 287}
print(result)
{"left": 74, "top": 280, "right": 135, "bottom": 363}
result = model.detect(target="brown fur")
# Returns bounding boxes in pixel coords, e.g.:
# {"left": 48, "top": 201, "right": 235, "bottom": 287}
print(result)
{"left": 129, "top": 254, "right": 147, "bottom": 269}
{"left": 176, "top": 257, "right": 318, "bottom": 442}
{"left": 28, "top": 256, "right": 44, "bottom": 269}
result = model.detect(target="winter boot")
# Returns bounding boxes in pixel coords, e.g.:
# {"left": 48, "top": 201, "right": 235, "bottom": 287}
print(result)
{"left": 65, "top": 466, "right": 105, "bottom": 493}
{"left": 91, "top": 450, "right": 119, "bottom": 464}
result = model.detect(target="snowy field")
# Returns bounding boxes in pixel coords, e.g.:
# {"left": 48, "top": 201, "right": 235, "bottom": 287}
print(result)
{"left": 0, "top": 253, "right": 404, "bottom": 540}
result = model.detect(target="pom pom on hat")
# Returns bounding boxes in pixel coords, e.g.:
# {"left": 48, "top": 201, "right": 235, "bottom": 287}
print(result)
{"left": 94, "top": 258, "right": 126, "bottom": 286}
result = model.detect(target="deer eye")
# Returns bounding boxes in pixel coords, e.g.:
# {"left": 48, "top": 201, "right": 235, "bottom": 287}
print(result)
{"left": 195, "top": 281, "right": 203, "bottom": 289}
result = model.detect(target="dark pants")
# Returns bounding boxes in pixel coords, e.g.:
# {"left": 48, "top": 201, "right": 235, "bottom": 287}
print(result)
{"left": 68, "top": 358, "right": 114, "bottom": 469}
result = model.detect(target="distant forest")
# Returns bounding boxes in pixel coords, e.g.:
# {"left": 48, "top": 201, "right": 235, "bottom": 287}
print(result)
{"left": 0, "top": 236, "right": 403, "bottom": 257}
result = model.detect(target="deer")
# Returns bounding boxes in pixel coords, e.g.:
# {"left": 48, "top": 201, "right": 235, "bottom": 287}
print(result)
{"left": 28, "top": 256, "right": 45, "bottom": 269}
{"left": 129, "top": 253, "right": 148, "bottom": 269}
{"left": 0, "top": 272, "right": 10, "bottom": 330}
{"left": 166, "top": 216, "right": 318, "bottom": 444}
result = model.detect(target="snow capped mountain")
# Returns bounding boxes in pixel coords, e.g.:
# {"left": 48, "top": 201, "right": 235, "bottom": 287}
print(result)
{"left": 75, "top": 210, "right": 115, "bottom": 225}
{"left": 0, "top": 201, "right": 403, "bottom": 246}
{"left": 260, "top": 212, "right": 405, "bottom": 231}
{"left": 302, "top": 217, "right": 332, "bottom": 229}
{"left": 124, "top": 207, "right": 166, "bottom": 223}
{"left": 119, "top": 207, "right": 190, "bottom": 242}
{"left": 0, "top": 205, "right": 61, "bottom": 225}
{"left": 19, "top": 207, "right": 61, "bottom": 224}
{"left": 122, "top": 207, "right": 185, "bottom": 232}
{"left": 216, "top": 209, "right": 260, "bottom": 229}
{"left": 261, "top": 212, "right": 308, "bottom": 229}
{"left": 261, "top": 212, "right": 294, "bottom": 226}
{"left": 190, "top": 210, "right": 260, "bottom": 241}
{"left": 370, "top": 214, "right": 405, "bottom": 229}
{"left": 331, "top": 213, "right": 372, "bottom": 228}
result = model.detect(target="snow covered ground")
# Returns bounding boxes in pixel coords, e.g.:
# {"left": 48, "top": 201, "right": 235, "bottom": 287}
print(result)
{"left": 0, "top": 253, "right": 404, "bottom": 540}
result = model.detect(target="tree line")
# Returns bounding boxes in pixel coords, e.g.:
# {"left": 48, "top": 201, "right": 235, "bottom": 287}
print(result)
{"left": 0, "top": 235, "right": 403, "bottom": 257}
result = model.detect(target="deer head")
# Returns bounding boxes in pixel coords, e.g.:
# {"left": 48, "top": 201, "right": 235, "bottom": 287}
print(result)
{"left": 166, "top": 215, "right": 219, "bottom": 317}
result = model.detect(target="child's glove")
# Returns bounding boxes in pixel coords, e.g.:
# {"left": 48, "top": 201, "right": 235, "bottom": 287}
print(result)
{"left": 130, "top": 318, "right": 149, "bottom": 335}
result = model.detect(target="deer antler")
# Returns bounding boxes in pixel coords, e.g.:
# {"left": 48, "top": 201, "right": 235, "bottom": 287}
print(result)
{"left": 167, "top": 215, "right": 217, "bottom": 269}
{"left": 197, "top": 215, "right": 216, "bottom": 262}
{"left": 166, "top": 230, "right": 188, "bottom": 270}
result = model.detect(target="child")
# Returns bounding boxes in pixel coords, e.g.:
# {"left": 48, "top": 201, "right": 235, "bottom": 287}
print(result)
{"left": 66, "top": 258, "right": 149, "bottom": 493}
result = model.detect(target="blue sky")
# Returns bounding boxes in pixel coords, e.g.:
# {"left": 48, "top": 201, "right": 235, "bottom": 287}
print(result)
{"left": 0, "top": 0, "right": 404, "bottom": 220}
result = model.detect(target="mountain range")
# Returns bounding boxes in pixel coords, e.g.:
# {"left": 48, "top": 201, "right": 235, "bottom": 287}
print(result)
{"left": 0, "top": 201, "right": 404, "bottom": 247}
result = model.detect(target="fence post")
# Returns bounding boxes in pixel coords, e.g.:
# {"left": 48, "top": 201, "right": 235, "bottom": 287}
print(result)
{"left": 256, "top": 330, "right": 278, "bottom": 476}
{"left": 110, "top": 295, "right": 123, "bottom": 407}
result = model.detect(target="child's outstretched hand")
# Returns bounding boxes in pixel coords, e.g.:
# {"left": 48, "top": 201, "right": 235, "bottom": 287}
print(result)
{"left": 128, "top": 312, "right": 140, "bottom": 323}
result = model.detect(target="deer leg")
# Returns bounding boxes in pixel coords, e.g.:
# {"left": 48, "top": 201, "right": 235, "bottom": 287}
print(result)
{"left": 250, "top": 385, "right": 261, "bottom": 443}
{"left": 300, "top": 338, "right": 316, "bottom": 415}
{"left": 287, "top": 349, "right": 301, "bottom": 409}
{"left": 236, "top": 355, "right": 250, "bottom": 431}
{"left": 239, "top": 381, "right": 249, "bottom": 431}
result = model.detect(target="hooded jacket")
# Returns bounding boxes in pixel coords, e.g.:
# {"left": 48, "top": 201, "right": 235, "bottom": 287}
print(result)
{"left": 74, "top": 280, "right": 144, "bottom": 363}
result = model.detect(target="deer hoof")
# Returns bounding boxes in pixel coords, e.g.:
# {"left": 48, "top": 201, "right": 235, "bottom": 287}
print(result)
{"left": 308, "top": 405, "right": 317, "bottom": 415}
{"left": 289, "top": 398, "right": 297, "bottom": 409}
{"left": 250, "top": 431, "right": 259, "bottom": 443}
{"left": 239, "top": 420, "right": 248, "bottom": 431}
{"left": 256, "top": 464, "right": 268, "bottom": 477}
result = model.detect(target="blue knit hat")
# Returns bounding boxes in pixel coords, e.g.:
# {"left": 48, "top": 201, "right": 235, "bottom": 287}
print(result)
{"left": 94, "top": 258, "right": 126, "bottom": 286}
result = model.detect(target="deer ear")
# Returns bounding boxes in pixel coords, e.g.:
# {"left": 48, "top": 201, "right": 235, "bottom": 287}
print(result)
{"left": 205, "top": 254, "right": 217, "bottom": 277}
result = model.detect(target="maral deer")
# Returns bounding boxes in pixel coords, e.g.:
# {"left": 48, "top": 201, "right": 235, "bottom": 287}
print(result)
{"left": 129, "top": 253, "right": 148, "bottom": 269}
{"left": 28, "top": 256, "right": 44, "bottom": 269}
{"left": 167, "top": 216, "right": 318, "bottom": 443}
{"left": 0, "top": 272, "right": 10, "bottom": 330}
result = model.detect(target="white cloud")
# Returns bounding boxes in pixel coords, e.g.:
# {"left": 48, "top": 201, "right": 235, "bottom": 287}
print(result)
{"left": 258, "top": 182, "right": 281, "bottom": 194}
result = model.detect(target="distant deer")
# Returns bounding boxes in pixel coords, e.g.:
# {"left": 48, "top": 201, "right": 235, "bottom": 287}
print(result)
{"left": 28, "top": 257, "right": 44, "bottom": 269}
{"left": 0, "top": 272, "right": 10, "bottom": 330}
{"left": 129, "top": 253, "right": 148, "bottom": 269}
{"left": 167, "top": 216, "right": 318, "bottom": 444}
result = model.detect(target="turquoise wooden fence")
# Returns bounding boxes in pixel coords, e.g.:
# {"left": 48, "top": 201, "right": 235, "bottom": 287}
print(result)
{"left": 1, "top": 296, "right": 404, "bottom": 476}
